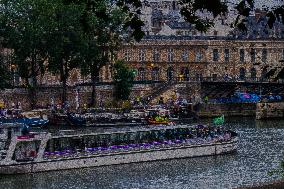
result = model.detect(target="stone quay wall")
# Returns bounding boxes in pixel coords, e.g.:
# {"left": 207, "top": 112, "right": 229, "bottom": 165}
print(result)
{"left": 236, "top": 179, "right": 284, "bottom": 189}
{"left": 256, "top": 102, "right": 284, "bottom": 119}
{"left": 0, "top": 85, "right": 154, "bottom": 110}
{"left": 197, "top": 103, "right": 257, "bottom": 118}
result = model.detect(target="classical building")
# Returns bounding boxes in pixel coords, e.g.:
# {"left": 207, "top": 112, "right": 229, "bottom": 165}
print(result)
{"left": 118, "top": 37, "right": 284, "bottom": 82}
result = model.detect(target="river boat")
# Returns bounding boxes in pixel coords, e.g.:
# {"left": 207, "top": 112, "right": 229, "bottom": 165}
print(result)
{"left": 0, "top": 124, "right": 238, "bottom": 174}
{"left": 0, "top": 110, "right": 49, "bottom": 127}
{"left": 47, "top": 112, "right": 68, "bottom": 126}
{"left": 146, "top": 108, "right": 173, "bottom": 125}
{"left": 67, "top": 112, "right": 146, "bottom": 127}
{"left": 0, "top": 123, "right": 23, "bottom": 160}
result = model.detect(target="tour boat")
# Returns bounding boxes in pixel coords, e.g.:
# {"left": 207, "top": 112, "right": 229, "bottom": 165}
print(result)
{"left": 146, "top": 108, "right": 172, "bottom": 125}
{"left": 0, "top": 124, "right": 238, "bottom": 174}
{"left": 0, "top": 110, "right": 49, "bottom": 127}
{"left": 67, "top": 112, "right": 146, "bottom": 127}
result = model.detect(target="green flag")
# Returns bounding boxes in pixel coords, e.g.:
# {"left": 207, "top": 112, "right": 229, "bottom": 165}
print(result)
{"left": 213, "top": 115, "right": 224, "bottom": 125}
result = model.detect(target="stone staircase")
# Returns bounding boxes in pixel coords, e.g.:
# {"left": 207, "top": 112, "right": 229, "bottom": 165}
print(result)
{"left": 272, "top": 67, "right": 284, "bottom": 80}
{"left": 265, "top": 63, "right": 284, "bottom": 80}
{"left": 145, "top": 81, "right": 177, "bottom": 103}
{"left": 202, "top": 84, "right": 236, "bottom": 99}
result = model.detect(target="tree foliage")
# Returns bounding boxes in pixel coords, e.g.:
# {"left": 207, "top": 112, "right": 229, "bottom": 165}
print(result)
{"left": 65, "top": 0, "right": 284, "bottom": 40}
{"left": 113, "top": 60, "right": 135, "bottom": 101}
{"left": 0, "top": 0, "right": 54, "bottom": 107}
{"left": 79, "top": 0, "right": 128, "bottom": 106}
{"left": 0, "top": 55, "right": 11, "bottom": 89}
{"left": 46, "top": 0, "right": 85, "bottom": 103}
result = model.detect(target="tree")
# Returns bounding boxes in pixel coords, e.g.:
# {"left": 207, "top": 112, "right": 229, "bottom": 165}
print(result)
{"left": 113, "top": 60, "right": 135, "bottom": 101}
{"left": 0, "top": 54, "right": 11, "bottom": 89}
{"left": 66, "top": 0, "right": 284, "bottom": 41}
{"left": 79, "top": 0, "right": 128, "bottom": 106}
{"left": 46, "top": 1, "right": 85, "bottom": 104}
{"left": 0, "top": 0, "right": 53, "bottom": 108}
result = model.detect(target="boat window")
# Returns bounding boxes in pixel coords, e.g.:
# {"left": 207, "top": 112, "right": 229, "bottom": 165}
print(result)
{"left": 12, "top": 140, "right": 41, "bottom": 162}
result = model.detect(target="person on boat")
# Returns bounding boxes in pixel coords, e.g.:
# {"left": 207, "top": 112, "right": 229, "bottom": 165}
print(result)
{"left": 21, "top": 124, "right": 30, "bottom": 136}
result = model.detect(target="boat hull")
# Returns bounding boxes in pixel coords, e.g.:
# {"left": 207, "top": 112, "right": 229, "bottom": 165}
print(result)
{"left": 0, "top": 138, "right": 238, "bottom": 174}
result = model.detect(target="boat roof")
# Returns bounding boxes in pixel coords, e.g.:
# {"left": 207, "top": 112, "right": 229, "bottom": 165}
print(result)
{"left": 0, "top": 123, "right": 23, "bottom": 128}
{"left": 50, "top": 124, "right": 207, "bottom": 139}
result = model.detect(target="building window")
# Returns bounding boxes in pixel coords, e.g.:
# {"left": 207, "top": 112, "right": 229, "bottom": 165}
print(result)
{"left": 138, "top": 67, "right": 146, "bottom": 81}
{"left": 168, "top": 48, "right": 174, "bottom": 62}
{"left": 262, "top": 49, "right": 267, "bottom": 63}
{"left": 195, "top": 50, "right": 202, "bottom": 62}
{"left": 250, "top": 68, "right": 256, "bottom": 79}
{"left": 224, "top": 49, "right": 230, "bottom": 62}
{"left": 180, "top": 67, "right": 189, "bottom": 81}
{"left": 123, "top": 49, "right": 131, "bottom": 61}
{"left": 152, "top": 67, "right": 159, "bottom": 81}
{"left": 239, "top": 67, "right": 246, "bottom": 80}
{"left": 153, "top": 49, "right": 160, "bottom": 62}
{"left": 240, "top": 49, "right": 245, "bottom": 62}
{"left": 213, "top": 49, "right": 219, "bottom": 61}
{"left": 167, "top": 67, "right": 175, "bottom": 81}
{"left": 139, "top": 49, "right": 146, "bottom": 62}
{"left": 251, "top": 48, "right": 255, "bottom": 63}
{"left": 181, "top": 50, "right": 188, "bottom": 62}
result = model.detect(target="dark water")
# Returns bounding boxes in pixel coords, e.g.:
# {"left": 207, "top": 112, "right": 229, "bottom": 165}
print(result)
{"left": 1, "top": 117, "right": 284, "bottom": 189}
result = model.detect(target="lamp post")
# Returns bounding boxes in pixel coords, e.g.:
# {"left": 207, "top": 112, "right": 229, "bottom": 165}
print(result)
{"left": 75, "top": 86, "right": 80, "bottom": 111}
{"left": 11, "top": 64, "right": 16, "bottom": 87}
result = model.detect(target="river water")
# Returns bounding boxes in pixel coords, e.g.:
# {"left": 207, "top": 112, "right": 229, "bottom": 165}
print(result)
{"left": 0, "top": 117, "right": 283, "bottom": 189}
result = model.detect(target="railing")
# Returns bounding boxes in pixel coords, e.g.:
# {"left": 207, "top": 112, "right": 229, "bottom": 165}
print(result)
{"left": 162, "top": 77, "right": 284, "bottom": 84}
{"left": 3, "top": 77, "right": 283, "bottom": 92}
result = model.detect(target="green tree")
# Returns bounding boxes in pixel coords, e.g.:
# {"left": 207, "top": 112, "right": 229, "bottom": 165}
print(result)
{"left": 113, "top": 60, "right": 135, "bottom": 101}
{"left": 0, "top": 0, "right": 53, "bottom": 108}
{"left": 0, "top": 54, "right": 11, "bottom": 89}
{"left": 46, "top": 1, "right": 85, "bottom": 103}
{"left": 79, "top": 0, "right": 128, "bottom": 106}
{"left": 66, "top": 0, "right": 284, "bottom": 40}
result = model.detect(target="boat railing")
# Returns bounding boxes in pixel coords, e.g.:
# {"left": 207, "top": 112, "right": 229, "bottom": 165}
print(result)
{"left": 42, "top": 135, "right": 236, "bottom": 160}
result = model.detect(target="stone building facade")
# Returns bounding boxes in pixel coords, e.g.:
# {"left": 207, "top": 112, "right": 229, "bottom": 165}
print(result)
{"left": 117, "top": 38, "right": 284, "bottom": 82}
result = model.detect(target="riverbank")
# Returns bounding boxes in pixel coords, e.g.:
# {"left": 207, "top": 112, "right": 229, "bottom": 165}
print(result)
{"left": 256, "top": 102, "right": 284, "bottom": 119}
{"left": 197, "top": 103, "right": 256, "bottom": 118}
{"left": 236, "top": 179, "right": 284, "bottom": 189}
{"left": 196, "top": 102, "right": 284, "bottom": 119}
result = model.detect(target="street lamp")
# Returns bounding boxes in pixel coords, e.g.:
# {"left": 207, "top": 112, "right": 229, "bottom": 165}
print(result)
{"left": 11, "top": 64, "right": 16, "bottom": 87}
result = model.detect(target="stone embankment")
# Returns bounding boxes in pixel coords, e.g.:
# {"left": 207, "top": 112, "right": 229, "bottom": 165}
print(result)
{"left": 197, "top": 103, "right": 256, "bottom": 118}
{"left": 256, "top": 102, "right": 284, "bottom": 119}
{"left": 236, "top": 179, "right": 284, "bottom": 189}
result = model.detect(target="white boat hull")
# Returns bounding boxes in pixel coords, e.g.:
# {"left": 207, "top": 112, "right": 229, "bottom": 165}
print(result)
{"left": 0, "top": 138, "right": 238, "bottom": 174}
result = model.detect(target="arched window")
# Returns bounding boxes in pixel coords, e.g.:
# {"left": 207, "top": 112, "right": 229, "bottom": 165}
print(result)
{"left": 261, "top": 67, "right": 268, "bottom": 81}
{"left": 239, "top": 68, "right": 246, "bottom": 80}
{"left": 151, "top": 67, "right": 159, "bottom": 81}
{"left": 250, "top": 68, "right": 256, "bottom": 80}
{"left": 167, "top": 67, "right": 175, "bottom": 81}
{"left": 180, "top": 67, "right": 189, "bottom": 81}
{"left": 138, "top": 67, "right": 145, "bottom": 81}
